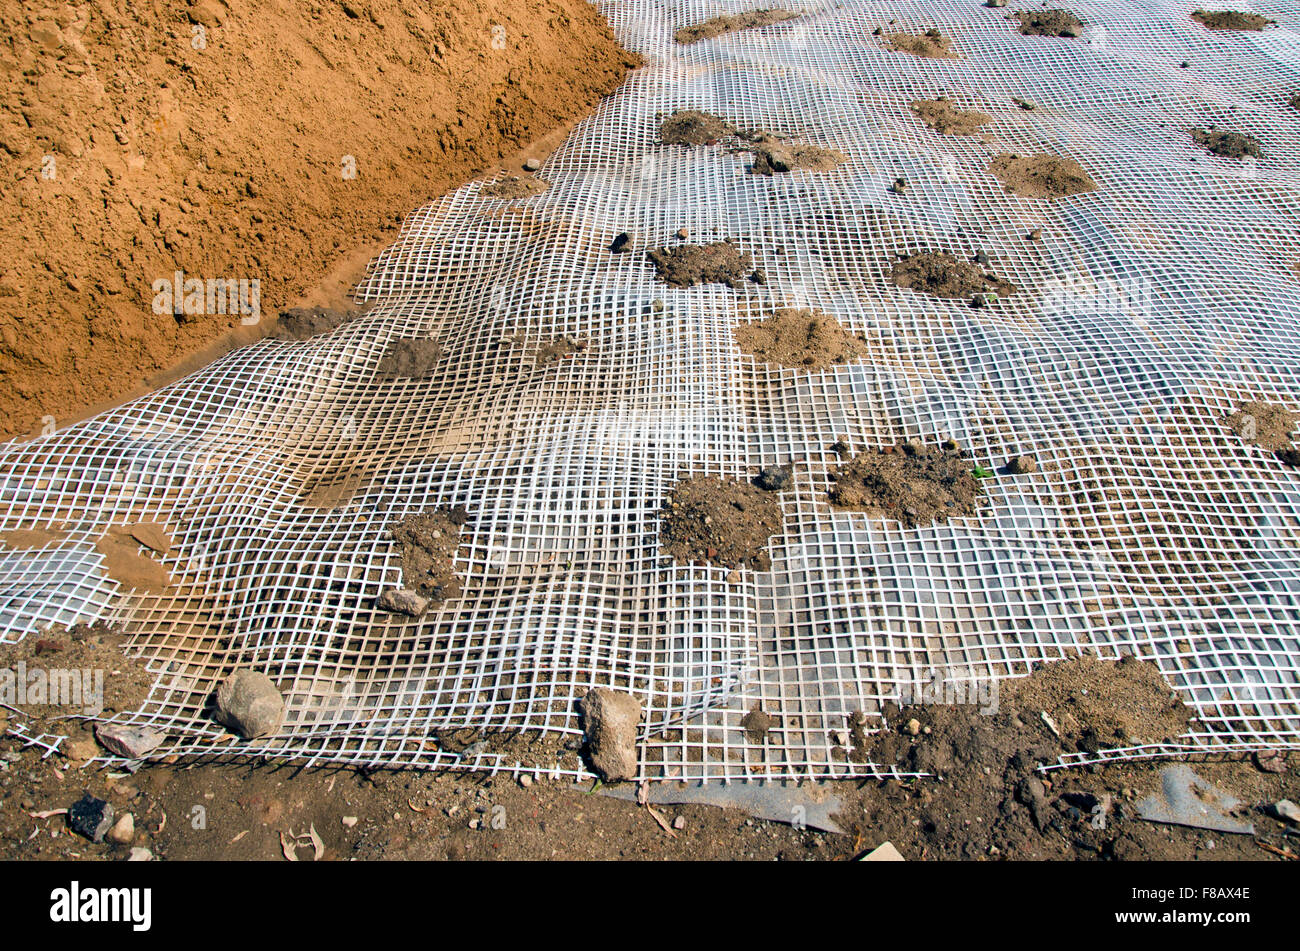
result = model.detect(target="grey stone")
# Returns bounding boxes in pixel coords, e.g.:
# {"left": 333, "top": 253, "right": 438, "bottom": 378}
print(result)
{"left": 579, "top": 687, "right": 642, "bottom": 782}
{"left": 95, "top": 723, "right": 167, "bottom": 760}
{"left": 214, "top": 670, "right": 284, "bottom": 739}
{"left": 376, "top": 587, "right": 429, "bottom": 617}
{"left": 1271, "top": 799, "right": 1300, "bottom": 824}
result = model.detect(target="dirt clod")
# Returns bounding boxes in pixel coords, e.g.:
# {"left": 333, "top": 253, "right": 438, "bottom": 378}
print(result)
{"left": 579, "top": 688, "right": 642, "bottom": 782}
{"left": 741, "top": 707, "right": 776, "bottom": 741}
{"left": 735, "top": 308, "right": 868, "bottom": 369}
{"left": 675, "top": 9, "right": 800, "bottom": 45}
{"left": 1191, "top": 10, "right": 1272, "bottom": 31}
{"left": 1191, "top": 127, "right": 1263, "bottom": 159}
{"left": 661, "top": 476, "right": 783, "bottom": 569}
{"left": 648, "top": 241, "right": 754, "bottom": 289}
{"left": 740, "top": 132, "right": 845, "bottom": 175}
{"left": 480, "top": 176, "right": 550, "bottom": 199}
{"left": 1006, "top": 454, "right": 1038, "bottom": 474}
{"left": 1016, "top": 9, "right": 1084, "bottom": 36}
{"left": 1226, "top": 401, "right": 1297, "bottom": 453}
{"left": 388, "top": 506, "right": 470, "bottom": 603}
{"left": 828, "top": 442, "right": 984, "bottom": 528}
{"left": 534, "top": 336, "right": 587, "bottom": 368}
{"left": 910, "top": 99, "right": 991, "bottom": 136}
{"left": 891, "top": 251, "right": 1018, "bottom": 300}
{"left": 886, "top": 29, "right": 960, "bottom": 58}
{"left": 989, "top": 153, "right": 1097, "bottom": 199}
{"left": 376, "top": 337, "right": 443, "bottom": 380}
{"left": 659, "top": 110, "right": 733, "bottom": 146}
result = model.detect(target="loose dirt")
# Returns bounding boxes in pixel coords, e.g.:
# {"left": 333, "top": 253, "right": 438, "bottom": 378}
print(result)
{"left": 376, "top": 338, "right": 444, "bottom": 381}
{"left": 886, "top": 29, "right": 960, "bottom": 59}
{"left": 988, "top": 152, "right": 1098, "bottom": 199}
{"left": 890, "top": 251, "right": 1018, "bottom": 300}
{"left": 0, "top": 525, "right": 68, "bottom": 549}
{"left": 1015, "top": 10, "right": 1085, "bottom": 36}
{"left": 388, "top": 506, "right": 470, "bottom": 603}
{"left": 534, "top": 335, "right": 587, "bottom": 368}
{"left": 658, "top": 110, "right": 734, "bottom": 146}
{"left": 1191, "top": 10, "right": 1272, "bottom": 31}
{"left": 1191, "top": 127, "right": 1263, "bottom": 159}
{"left": 739, "top": 132, "right": 846, "bottom": 175}
{"left": 734, "top": 308, "right": 869, "bottom": 369}
{"left": 1226, "top": 401, "right": 1297, "bottom": 453}
{"left": 271, "top": 302, "right": 371, "bottom": 342}
{"left": 480, "top": 175, "right": 551, "bottom": 199}
{"left": 827, "top": 442, "right": 985, "bottom": 528}
{"left": 94, "top": 529, "right": 173, "bottom": 592}
{"left": 0, "top": 0, "right": 638, "bottom": 440}
{"left": 660, "top": 476, "right": 783, "bottom": 570}
{"left": 910, "top": 98, "right": 992, "bottom": 136}
{"left": 674, "top": 10, "right": 801, "bottom": 45}
{"left": 647, "top": 241, "right": 756, "bottom": 289}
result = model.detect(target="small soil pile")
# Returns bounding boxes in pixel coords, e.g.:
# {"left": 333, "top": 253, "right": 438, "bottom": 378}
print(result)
{"left": 1226, "top": 401, "right": 1298, "bottom": 456}
{"left": 660, "top": 476, "right": 783, "bottom": 570}
{"left": 647, "top": 241, "right": 756, "bottom": 289}
{"left": 0, "top": 0, "right": 639, "bottom": 439}
{"left": 388, "top": 506, "right": 470, "bottom": 603}
{"left": 854, "top": 655, "right": 1195, "bottom": 859}
{"left": 480, "top": 176, "right": 550, "bottom": 199}
{"left": 674, "top": 10, "right": 800, "bottom": 45}
{"left": 739, "top": 132, "right": 845, "bottom": 175}
{"left": 1289, "top": 93, "right": 1300, "bottom": 110}
{"left": 910, "top": 98, "right": 991, "bottom": 135}
{"left": 0, "top": 621, "right": 153, "bottom": 724}
{"left": 886, "top": 29, "right": 960, "bottom": 59}
{"left": 1015, "top": 10, "right": 1085, "bottom": 36}
{"left": 376, "top": 337, "right": 443, "bottom": 381}
{"left": 890, "top": 251, "right": 1018, "bottom": 301}
{"left": 988, "top": 153, "right": 1097, "bottom": 199}
{"left": 271, "top": 303, "right": 370, "bottom": 342}
{"left": 734, "top": 308, "right": 868, "bottom": 369}
{"left": 827, "top": 442, "right": 984, "bottom": 528}
{"left": 1191, "top": 128, "right": 1263, "bottom": 159}
{"left": 659, "top": 110, "right": 734, "bottom": 146}
{"left": 535, "top": 335, "right": 586, "bottom": 367}
{"left": 1191, "top": 10, "right": 1272, "bottom": 30}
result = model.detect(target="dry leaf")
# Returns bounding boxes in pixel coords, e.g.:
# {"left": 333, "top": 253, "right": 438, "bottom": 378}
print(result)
{"left": 646, "top": 805, "right": 678, "bottom": 838}
{"left": 308, "top": 823, "right": 325, "bottom": 861}
{"left": 28, "top": 809, "right": 68, "bottom": 819}
{"left": 280, "top": 831, "right": 298, "bottom": 861}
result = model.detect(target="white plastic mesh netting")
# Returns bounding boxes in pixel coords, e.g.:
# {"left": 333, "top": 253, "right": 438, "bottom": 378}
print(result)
{"left": 3, "top": 0, "right": 1300, "bottom": 778}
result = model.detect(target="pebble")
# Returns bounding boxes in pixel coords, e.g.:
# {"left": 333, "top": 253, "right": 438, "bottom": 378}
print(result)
{"left": 376, "top": 587, "right": 429, "bottom": 617}
{"left": 1271, "top": 799, "right": 1300, "bottom": 824}
{"left": 610, "top": 232, "right": 631, "bottom": 253}
{"left": 127, "top": 847, "right": 153, "bottom": 862}
{"left": 342, "top": 816, "right": 358, "bottom": 827}
{"left": 523, "top": 157, "right": 541, "bottom": 171}
{"left": 676, "top": 227, "right": 689, "bottom": 239}
{"left": 518, "top": 773, "right": 533, "bottom": 788}
{"left": 672, "top": 815, "right": 686, "bottom": 830}
{"left": 725, "top": 569, "right": 742, "bottom": 584}
{"left": 107, "top": 812, "right": 135, "bottom": 845}
{"left": 906, "top": 718, "right": 921, "bottom": 736}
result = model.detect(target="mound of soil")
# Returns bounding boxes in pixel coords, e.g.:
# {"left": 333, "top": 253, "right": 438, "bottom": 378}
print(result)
{"left": 534, "top": 335, "right": 586, "bottom": 368}
{"left": 272, "top": 302, "right": 372, "bottom": 342}
{"left": 660, "top": 476, "right": 783, "bottom": 570}
{"left": 387, "top": 506, "right": 470, "bottom": 603}
{"left": 674, "top": 9, "right": 800, "bottom": 45}
{"left": 827, "top": 442, "right": 984, "bottom": 528}
{"left": 1191, "top": 127, "right": 1263, "bottom": 159}
{"left": 890, "top": 251, "right": 1018, "bottom": 301}
{"left": 854, "top": 654, "right": 1196, "bottom": 859}
{"left": 480, "top": 176, "right": 550, "bottom": 199}
{"left": 1015, "top": 9, "right": 1084, "bottom": 36}
{"left": 1191, "top": 10, "right": 1272, "bottom": 31}
{"left": 658, "top": 110, "right": 734, "bottom": 146}
{"left": 376, "top": 337, "right": 443, "bottom": 381}
{"left": 886, "top": 29, "right": 960, "bottom": 59}
{"left": 0, "top": 0, "right": 638, "bottom": 440}
{"left": 734, "top": 308, "right": 868, "bottom": 369}
{"left": 1226, "top": 401, "right": 1297, "bottom": 453}
{"left": 739, "top": 132, "right": 845, "bottom": 175}
{"left": 647, "top": 241, "right": 756, "bottom": 289}
{"left": 910, "top": 98, "right": 991, "bottom": 136}
{"left": 988, "top": 153, "right": 1097, "bottom": 199}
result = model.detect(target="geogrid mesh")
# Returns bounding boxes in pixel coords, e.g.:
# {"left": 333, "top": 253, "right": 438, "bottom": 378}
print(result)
{"left": 2, "top": 0, "right": 1300, "bottom": 780}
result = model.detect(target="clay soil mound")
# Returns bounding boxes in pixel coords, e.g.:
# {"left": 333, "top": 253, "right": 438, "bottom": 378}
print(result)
{"left": 0, "top": 0, "right": 638, "bottom": 439}
{"left": 988, "top": 153, "right": 1097, "bottom": 199}
{"left": 660, "top": 476, "right": 783, "bottom": 570}
{"left": 659, "top": 110, "right": 733, "bottom": 146}
{"left": 1191, "top": 127, "right": 1263, "bottom": 159}
{"left": 1191, "top": 9, "right": 1272, "bottom": 31}
{"left": 735, "top": 308, "right": 868, "bottom": 369}
{"left": 891, "top": 251, "right": 1018, "bottom": 300}
{"left": 886, "top": 29, "right": 960, "bottom": 59}
{"left": 674, "top": 10, "right": 800, "bottom": 45}
{"left": 827, "top": 442, "right": 984, "bottom": 528}
{"left": 1015, "top": 9, "right": 1084, "bottom": 36}
{"left": 647, "top": 241, "right": 755, "bottom": 289}
{"left": 910, "top": 99, "right": 991, "bottom": 136}
{"left": 388, "top": 506, "right": 470, "bottom": 602}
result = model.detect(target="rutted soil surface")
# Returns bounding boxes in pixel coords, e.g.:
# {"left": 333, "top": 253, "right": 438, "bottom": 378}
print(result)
{"left": 1191, "top": 127, "right": 1263, "bottom": 159}
{"left": 734, "top": 308, "right": 869, "bottom": 369}
{"left": 1191, "top": 10, "right": 1272, "bottom": 31}
{"left": 886, "top": 29, "right": 960, "bottom": 59}
{"left": 480, "top": 175, "right": 550, "bottom": 199}
{"left": 1015, "top": 10, "right": 1085, "bottom": 37}
{"left": 388, "top": 506, "right": 470, "bottom": 602}
{"left": 648, "top": 241, "right": 757, "bottom": 289}
{"left": 0, "top": 0, "right": 638, "bottom": 440}
{"left": 1226, "top": 401, "right": 1298, "bottom": 461}
{"left": 890, "top": 251, "right": 1018, "bottom": 301}
{"left": 660, "top": 476, "right": 783, "bottom": 570}
{"left": 988, "top": 153, "right": 1098, "bottom": 199}
{"left": 911, "top": 98, "right": 991, "bottom": 136}
{"left": 674, "top": 9, "right": 801, "bottom": 45}
{"left": 827, "top": 441, "right": 985, "bottom": 528}
{"left": 376, "top": 337, "right": 444, "bottom": 381}
{"left": 659, "top": 110, "right": 734, "bottom": 146}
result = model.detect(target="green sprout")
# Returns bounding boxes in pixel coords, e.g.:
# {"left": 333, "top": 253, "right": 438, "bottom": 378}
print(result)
{"left": 972, "top": 465, "right": 995, "bottom": 479}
